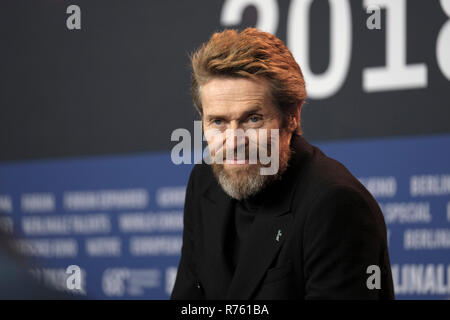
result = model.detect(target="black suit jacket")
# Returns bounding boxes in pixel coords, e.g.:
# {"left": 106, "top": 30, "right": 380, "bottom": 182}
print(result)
{"left": 171, "top": 134, "right": 395, "bottom": 300}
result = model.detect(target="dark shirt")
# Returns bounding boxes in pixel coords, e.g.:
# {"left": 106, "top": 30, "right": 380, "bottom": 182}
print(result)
{"left": 227, "top": 178, "right": 284, "bottom": 276}
{"left": 230, "top": 199, "right": 258, "bottom": 273}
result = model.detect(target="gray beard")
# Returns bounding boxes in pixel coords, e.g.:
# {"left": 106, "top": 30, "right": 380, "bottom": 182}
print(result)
{"left": 216, "top": 166, "right": 270, "bottom": 200}
{"left": 211, "top": 143, "right": 292, "bottom": 200}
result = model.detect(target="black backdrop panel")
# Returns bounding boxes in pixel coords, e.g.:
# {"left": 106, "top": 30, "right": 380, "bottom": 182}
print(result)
{"left": 1, "top": 0, "right": 449, "bottom": 161}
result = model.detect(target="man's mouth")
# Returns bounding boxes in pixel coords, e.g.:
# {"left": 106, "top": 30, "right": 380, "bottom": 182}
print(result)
{"left": 224, "top": 158, "right": 248, "bottom": 165}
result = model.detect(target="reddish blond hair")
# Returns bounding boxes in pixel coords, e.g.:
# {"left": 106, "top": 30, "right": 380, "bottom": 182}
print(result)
{"left": 190, "top": 28, "right": 306, "bottom": 135}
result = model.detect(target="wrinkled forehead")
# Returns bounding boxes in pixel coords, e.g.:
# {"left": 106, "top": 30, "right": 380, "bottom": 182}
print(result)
{"left": 200, "top": 77, "right": 276, "bottom": 118}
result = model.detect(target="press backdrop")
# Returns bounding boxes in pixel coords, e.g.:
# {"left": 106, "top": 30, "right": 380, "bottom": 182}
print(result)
{"left": 1, "top": 0, "right": 449, "bottom": 299}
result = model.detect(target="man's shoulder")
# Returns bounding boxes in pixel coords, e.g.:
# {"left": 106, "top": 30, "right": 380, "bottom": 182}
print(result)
{"left": 291, "top": 139, "right": 377, "bottom": 209}
{"left": 186, "top": 162, "right": 216, "bottom": 194}
{"left": 190, "top": 162, "right": 214, "bottom": 180}
{"left": 291, "top": 141, "right": 386, "bottom": 233}
{"left": 306, "top": 145, "right": 362, "bottom": 189}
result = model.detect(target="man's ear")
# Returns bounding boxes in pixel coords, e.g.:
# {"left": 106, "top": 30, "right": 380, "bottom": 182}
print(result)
{"left": 288, "top": 105, "right": 301, "bottom": 133}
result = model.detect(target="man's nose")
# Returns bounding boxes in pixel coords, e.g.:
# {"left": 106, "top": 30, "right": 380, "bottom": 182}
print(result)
{"left": 228, "top": 120, "right": 240, "bottom": 131}
{"left": 225, "top": 121, "right": 248, "bottom": 147}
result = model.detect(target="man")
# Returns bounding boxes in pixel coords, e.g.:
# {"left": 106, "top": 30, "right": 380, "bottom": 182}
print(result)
{"left": 171, "top": 28, "right": 394, "bottom": 299}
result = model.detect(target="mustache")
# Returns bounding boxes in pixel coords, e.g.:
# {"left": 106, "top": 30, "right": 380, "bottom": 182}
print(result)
{"left": 210, "top": 142, "right": 273, "bottom": 163}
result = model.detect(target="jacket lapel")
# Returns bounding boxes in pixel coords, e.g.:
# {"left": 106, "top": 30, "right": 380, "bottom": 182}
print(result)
{"left": 200, "top": 181, "right": 235, "bottom": 297}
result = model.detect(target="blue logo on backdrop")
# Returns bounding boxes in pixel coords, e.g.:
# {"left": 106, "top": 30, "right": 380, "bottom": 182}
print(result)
{"left": 0, "top": 134, "right": 449, "bottom": 299}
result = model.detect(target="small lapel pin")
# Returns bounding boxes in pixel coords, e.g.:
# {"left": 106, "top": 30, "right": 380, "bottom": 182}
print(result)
{"left": 276, "top": 229, "right": 282, "bottom": 242}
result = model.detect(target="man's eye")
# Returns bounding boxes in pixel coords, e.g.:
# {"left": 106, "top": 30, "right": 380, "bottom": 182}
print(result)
{"left": 249, "top": 116, "right": 261, "bottom": 123}
{"left": 213, "top": 119, "right": 223, "bottom": 125}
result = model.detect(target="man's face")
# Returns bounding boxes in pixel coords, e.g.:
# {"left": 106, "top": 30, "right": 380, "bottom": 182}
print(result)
{"left": 200, "top": 76, "right": 293, "bottom": 200}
